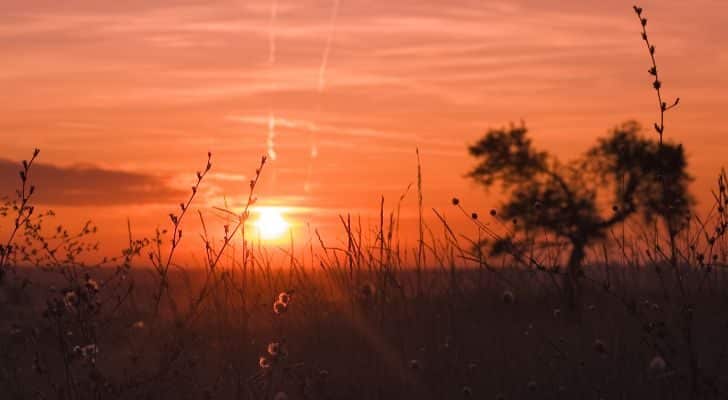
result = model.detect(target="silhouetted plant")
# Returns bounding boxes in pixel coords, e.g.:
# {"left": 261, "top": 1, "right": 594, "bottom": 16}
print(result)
{"left": 0, "top": 148, "right": 40, "bottom": 283}
{"left": 467, "top": 121, "right": 692, "bottom": 310}
{"left": 4, "top": 4, "right": 728, "bottom": 399}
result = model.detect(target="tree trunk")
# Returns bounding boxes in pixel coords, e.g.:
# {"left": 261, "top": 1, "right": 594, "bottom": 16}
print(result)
{"left": 563, "top": 241, "right": 585, "bottom": 315}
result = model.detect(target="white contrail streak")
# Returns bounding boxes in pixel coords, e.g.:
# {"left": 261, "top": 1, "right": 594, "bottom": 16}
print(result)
{"left": 266, "top": 0, "right": 278, "bottom": 162}
{"left": 267, "top": 110, "right": 277, "bottom": 161}
{"left": 318, "top": 0, "right": 340, "bottom": 93}
{"left": 268, "top": 0, "right": 278, "bottom": 64}
{"left": 305, "top": 0, "right": 340, "bottom": 192}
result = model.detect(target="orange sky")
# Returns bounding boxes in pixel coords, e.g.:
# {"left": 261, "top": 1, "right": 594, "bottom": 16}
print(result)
{"left": 2, "top": 0, "right": 727, "bottom": 258}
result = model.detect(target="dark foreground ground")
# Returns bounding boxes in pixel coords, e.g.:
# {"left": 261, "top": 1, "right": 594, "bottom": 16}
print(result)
{"left": 1, "top": 265, "right": 727, "bottom": 400}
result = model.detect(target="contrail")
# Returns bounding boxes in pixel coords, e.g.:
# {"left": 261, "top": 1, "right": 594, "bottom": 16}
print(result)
{"left": 268, "top": 0, "right": 278, "bottom": 64}
{"left": 306, "top": 0, "right": 340, "bottom": 192}
{"left": 318, "top": 0, "right": 340, "bottom": 93}
{"left": 266, "top": 0, "right": 278, "bottom": 162}
{"left": 267, "top": 110, "right": 277, "bottom": 161}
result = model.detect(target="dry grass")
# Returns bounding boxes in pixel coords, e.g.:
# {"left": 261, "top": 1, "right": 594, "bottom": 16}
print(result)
{"left": 1, "top": 5, "right": 728, "bottom": 400}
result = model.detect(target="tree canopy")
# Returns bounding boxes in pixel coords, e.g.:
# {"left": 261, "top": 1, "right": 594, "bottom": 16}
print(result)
{"left": 467, "top": 121, "right": 692, "bottom": 308}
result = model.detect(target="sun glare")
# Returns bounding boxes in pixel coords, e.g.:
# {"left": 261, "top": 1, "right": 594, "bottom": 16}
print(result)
{"left": 253, "top": 208, "right": 290, "bottom": 241}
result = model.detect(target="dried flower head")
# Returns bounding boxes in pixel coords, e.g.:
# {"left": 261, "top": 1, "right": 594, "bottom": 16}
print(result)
{"left": 63, "top": 290, "right": 78, "bottom": 310}
{"left": 85, "top": 277, "right": 99, "bottom": 292}
{"left": 273, "top": 393, "right": 288, "bottom": 400}
{"left": 649, "top": 355, "right": 667, "bottom": 373}
{"left": 258, "top": 356, "right": 272, "bottom": 369}
{"left": 277, "top": 292, "right": 291, "bottom": 305}
{"left": 267, "top": 342, "right": 281, "bottom": 357}
{"left": 273, "top": 300, "right": 288, "bottom": 315}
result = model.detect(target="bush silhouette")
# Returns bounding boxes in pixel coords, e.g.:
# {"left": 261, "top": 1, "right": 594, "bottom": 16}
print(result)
{"left": 467, "top": 121, "right": 692, "bottom": 310}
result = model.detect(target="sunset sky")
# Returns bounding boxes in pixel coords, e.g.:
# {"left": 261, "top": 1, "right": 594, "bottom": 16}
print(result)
{"left": 2, "top": 0, "right": 727, "bottom": 257}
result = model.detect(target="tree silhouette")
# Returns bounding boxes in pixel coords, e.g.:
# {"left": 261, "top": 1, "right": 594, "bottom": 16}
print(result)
{"left": 467, "top": 121, "right": 692, "bottom": 310}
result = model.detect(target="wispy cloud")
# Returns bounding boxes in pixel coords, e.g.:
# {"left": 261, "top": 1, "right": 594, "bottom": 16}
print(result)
{"left": 226, "top": 114, "right": 461, "bottom": 148}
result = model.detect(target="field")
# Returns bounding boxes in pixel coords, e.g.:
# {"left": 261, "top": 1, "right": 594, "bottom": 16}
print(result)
{"left": 2, "top": 190, "right": 728, "bottom": 400}
{"left": 2, "top": 4, "right": 728, "bottom": 400}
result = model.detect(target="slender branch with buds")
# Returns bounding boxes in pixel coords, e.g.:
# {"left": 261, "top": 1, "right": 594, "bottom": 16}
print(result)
{"left": 633, "top": 5, "right": 680, "bottom": 145}
{"left": 0, "top": 148, "right": 40, "bottom": 280}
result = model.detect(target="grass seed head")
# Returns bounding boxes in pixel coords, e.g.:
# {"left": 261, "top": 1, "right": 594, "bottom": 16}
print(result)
{"left": 649, "top": 355, "right": 667, "bottom": 373}
{"left": 259, "top": 356, "right": 272, "bottom": 369}
{"left": 85, "top": 277, "right": 99, "bottom": 292}
{"left": 63, "top": 290, "right": 78, "bottom": 310}
{"left": 273, "top": 300, "right": 288, "bottom": 315}
{"left": 273, "top": 392, "right": 288, "bottom": 400}
{"left": 267, "top": 342, "right": 281, "bottom": 357}
{"left": 277, "top": 292, "right": 291, "bottom": 305}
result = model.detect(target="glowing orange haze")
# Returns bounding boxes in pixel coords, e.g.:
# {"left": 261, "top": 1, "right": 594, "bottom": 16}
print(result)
{"left": 1, "top": 0, "right": 727, "bottom": 259}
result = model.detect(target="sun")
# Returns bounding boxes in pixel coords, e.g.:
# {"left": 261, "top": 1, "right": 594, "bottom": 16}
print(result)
{"left": 253, "top": 208, "right": 290, "bottom": 241}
